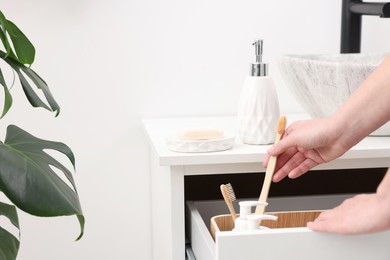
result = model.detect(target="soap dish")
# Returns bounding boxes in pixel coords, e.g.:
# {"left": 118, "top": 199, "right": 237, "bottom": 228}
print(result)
{"left": 166, "top": 134, "right": 235, "bottom": 153}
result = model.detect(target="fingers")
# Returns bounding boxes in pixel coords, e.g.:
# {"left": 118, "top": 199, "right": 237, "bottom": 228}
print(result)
{"left": 268, "top": 121, "right": 301, "bottom": 156}
{"left": 262, "top": 153, "right": 271, "bottom": 168}
{"left": 272, "top": 148, "right": 302, "bottom": 182}
{"left": 272, "top": 147, "right": 298, "bottom": 181}
{"left": 264, "top": 120, "right": 321, "bottom": 182}
{"left": 307, "top": 220, "right": 331, "bottom": 232}
{"left": 275, "top": 147, "right": 299, "bottom": 171}
{"left": 287, "top": 158, "right": 318, "bottom": 179}
{"left": 307, "top": 210, "right": 343, "bottom": 233}
{"left": 267, "top": 136, "right": 294, "bottom": 157}
{"left": 306, "top": 194, "right": 375, "bottom": 234}
{"left": 273, "top": 158, "right": 317, "bottom": 182}
{"left": 271, "top": 147, "right": 318, "bottom": 182}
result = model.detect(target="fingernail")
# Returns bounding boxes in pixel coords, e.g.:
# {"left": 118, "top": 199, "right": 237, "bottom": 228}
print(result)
{"left": 267, "top": 145, "right": 274, "bottom": 154}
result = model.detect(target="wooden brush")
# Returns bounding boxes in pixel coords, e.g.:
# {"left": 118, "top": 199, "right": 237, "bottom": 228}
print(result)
{"left": 255, "top": 116, "right": 287, "bottom": 215}
{"left": 220, "top": 183, "right": 237, "bottom": 221}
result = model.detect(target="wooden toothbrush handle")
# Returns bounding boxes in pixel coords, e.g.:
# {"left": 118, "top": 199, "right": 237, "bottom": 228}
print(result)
{"left": 255, "top": 133, "right": 282, "bottom": 215}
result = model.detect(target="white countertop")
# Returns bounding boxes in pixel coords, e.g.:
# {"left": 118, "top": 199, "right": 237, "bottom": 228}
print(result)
{"left": 142, "top": 114, "right": 390, "bottom": 169}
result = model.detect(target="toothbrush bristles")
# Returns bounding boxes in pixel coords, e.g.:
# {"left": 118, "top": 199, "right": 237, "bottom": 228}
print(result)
{"left": 225, "top": 183, "right": 236, "bottom": 201}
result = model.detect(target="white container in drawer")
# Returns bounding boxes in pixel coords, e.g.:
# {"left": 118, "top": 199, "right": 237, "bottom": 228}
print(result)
{"left": 186, "top": 195, "right": 390, "bottom": 260}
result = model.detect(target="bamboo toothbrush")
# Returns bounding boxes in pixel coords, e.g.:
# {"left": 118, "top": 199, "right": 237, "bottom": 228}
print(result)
{"left": 220, "top": 183, "right": 238, "bottom": 221}
{"left": 255, "top": 116, "right": 287, "bottom": 215}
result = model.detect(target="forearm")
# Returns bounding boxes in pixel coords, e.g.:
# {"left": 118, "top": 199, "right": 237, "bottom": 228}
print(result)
{"left": 329, "top": 54, "right": 390, "bottom": 148}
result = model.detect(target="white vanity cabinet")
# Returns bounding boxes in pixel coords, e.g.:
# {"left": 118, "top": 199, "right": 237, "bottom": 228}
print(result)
{"left": 142, "top": 114, "right": 390, "bottom": 260}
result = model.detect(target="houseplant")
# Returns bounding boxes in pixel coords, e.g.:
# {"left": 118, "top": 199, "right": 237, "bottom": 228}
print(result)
{"left": 0, "top": 10, "right": 84, "bottom": 259}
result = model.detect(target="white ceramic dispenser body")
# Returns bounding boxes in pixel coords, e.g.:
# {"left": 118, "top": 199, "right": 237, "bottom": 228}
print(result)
{"left": 238, "top": 76, "right": 279, "bottom": 144}
{"left": 233, "top": 201, "right": 272, "bottom": 231}
{"left": 237, "top": 39, "right": 280, "bottom": 145}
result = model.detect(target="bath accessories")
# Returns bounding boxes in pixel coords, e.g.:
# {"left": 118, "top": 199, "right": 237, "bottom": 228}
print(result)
{"left": 237, "top": 39, "right": 280, "bottom": 145}
{"left": 255, "top": 116, "right": 286, "bottom": 216}
{"left": 233, "top": 201, "right": 278, "bottom": 231}
{"left": 166, "top": 126, "right": 235, "bottom": 152}
{"left": 220, "top": 183, "right": 238, "bottom": 221}
{"left": 179, "top": 127, "right": 224, "bottom": 140}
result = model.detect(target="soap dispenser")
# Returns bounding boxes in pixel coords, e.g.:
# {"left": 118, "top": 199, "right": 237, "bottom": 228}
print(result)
{"left": 237, "top": 39, "right": 280, "bottom": 145}
{"left": 233, "top": 201, "right": 278, "bottom": 231}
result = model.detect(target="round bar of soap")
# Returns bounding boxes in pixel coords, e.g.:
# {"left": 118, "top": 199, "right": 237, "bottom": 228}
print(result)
{"left": 179, "top": 127, "right": 224, "bottom": 140}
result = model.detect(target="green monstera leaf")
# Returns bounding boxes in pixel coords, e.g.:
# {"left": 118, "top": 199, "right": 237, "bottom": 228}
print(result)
{"left": 0, "top": 202, "right": 19, "bottom": 259}
{"left": 0, "top": 67, "right": 12, "bottom": 119}
{"left": 0, "top": 10, "right": 35, "bottom": 64}
{"left": 0, "top": 201, "right": 19, "bottom": 260}
{"left": 0, "top": 10, "right": 58, "bottom": 118}
{"left": 0, "top": 50, "right": 60, "bottom": 117}
{"left": 0, "top": 125, "right": 84, "bottom": 241}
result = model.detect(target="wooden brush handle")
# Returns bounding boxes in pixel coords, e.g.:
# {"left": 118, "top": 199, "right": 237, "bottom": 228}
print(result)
{"left": 255, "top": 120, "right": 285, "bottom": 215}
{"left": 226, "top": 201, "right": 237, "bottom": 221}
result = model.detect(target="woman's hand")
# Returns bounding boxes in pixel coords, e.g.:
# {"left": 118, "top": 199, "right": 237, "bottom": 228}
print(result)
{"left": 307, "top": 193, "right": 390, "bottom": 234}
{"left": 263, "top": 118, "right": 349, "bottom": 182}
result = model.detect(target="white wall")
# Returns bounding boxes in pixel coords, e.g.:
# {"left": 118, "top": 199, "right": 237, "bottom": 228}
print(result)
{"left": 1, "top": 0, "right": 390, "bottom": 259}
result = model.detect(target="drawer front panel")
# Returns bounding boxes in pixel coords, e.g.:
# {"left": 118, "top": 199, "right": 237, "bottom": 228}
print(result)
{"left": 217, "top": 228, "right": 390, "bottom": 260}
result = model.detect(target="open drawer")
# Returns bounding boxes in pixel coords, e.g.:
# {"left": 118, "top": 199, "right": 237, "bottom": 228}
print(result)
{"left": 186, "top": 195, "right": 390, "bottom": 260}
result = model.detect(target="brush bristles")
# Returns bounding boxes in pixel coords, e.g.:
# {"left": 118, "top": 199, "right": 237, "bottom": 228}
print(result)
{"left": 277, "top": 116, "right": 287, "bottom": 135}
{"left": 225, "top": 183, "right": 236, "bottom": 201}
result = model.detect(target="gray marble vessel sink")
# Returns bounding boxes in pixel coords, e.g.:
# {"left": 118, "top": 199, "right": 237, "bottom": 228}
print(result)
{"left": 279, "top": 53, "right": 390, "bottom": 136}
